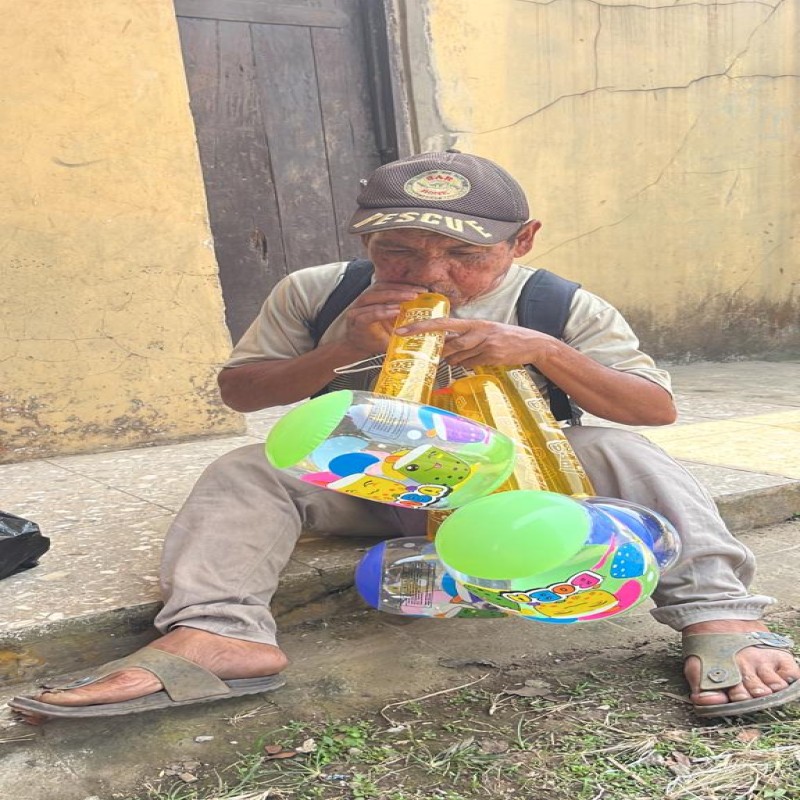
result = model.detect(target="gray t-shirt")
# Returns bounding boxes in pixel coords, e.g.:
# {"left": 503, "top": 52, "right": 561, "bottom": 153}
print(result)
{"left": 224, "top": 262, "right": 672, "bottom": 406}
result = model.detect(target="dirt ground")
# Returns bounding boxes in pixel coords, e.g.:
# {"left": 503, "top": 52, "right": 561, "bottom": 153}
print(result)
{"left": 122, "top": 615, "right": 800, "bottom": 800}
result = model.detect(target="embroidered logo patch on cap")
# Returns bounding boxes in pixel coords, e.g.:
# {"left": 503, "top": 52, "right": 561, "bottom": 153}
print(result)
{"left": 403, "top": 170, "right": 471, "bottom": 202}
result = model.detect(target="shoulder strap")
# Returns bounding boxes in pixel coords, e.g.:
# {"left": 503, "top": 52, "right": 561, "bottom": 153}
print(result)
{"left": 516, "top": 268, "right": 580, "bottom": 339}
{"left": 308, "top": 259, "right": 374, "bottom": 346}
{"left": 516, "top": 269, "right": 581, "bottom": 422}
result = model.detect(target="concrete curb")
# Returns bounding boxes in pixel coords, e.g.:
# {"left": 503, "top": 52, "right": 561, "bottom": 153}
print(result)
{"left": 2, "top": 482, "right": 799, "bottom": 689}
{"left": 717, "top": 481, "right": 800, "bottom": 532}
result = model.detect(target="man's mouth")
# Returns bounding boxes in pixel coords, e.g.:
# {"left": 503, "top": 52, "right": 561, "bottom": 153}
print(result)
{"left": 428, "top": 286, "right": 459, "bottom": 302}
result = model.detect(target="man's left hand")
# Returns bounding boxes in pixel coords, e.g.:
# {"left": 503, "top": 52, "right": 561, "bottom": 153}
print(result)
{"left": 395, "top": 318, "right": 555, "bottom": 369}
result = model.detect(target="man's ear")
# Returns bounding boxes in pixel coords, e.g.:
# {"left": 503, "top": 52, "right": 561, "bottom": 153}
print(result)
{"left": 511, "top": 220, "right": 541, "bottom": 258}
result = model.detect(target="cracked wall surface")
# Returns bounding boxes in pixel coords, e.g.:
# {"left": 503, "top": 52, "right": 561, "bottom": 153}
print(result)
{"left": 0, "top": 1, "right": 243, "bottom": 463}
{"left": 405, "top": 0, "right": 799, "bottom": 360}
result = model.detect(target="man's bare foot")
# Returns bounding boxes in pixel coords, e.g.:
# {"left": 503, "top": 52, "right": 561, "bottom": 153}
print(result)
{"left": 683, "top": 620, "right": 800, "bottom": 707}
{"left": 9, "top": 627, "right": 287, "bottom": 720}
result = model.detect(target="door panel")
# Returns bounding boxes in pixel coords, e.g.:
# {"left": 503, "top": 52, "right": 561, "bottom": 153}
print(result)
{"left": 250, "top": 23, "right": 339, "bottom": 268}
{"left": 175, "top": 0, "right": 386, "bottom": 342}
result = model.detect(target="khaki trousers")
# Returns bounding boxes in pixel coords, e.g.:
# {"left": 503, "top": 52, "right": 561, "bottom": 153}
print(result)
{"left": 156, "top": 426, "right": 774, "bottom": 644}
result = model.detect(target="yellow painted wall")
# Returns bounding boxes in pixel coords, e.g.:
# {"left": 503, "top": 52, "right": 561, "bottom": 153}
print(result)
{"left": 406, "top": 0, "right": 800, "bottom": 360}
{"left": 0, "top": 0, "right": 243, "bottom": 463}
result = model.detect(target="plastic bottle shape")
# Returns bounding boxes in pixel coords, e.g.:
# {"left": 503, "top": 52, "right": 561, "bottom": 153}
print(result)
{"left": 450, "top": 374, "right": 549, "bottom": 493}
{"left": 473, "top": 365, "right": 594, "bottom": 496}
{"left": 373, "top": 292, "right": 450, "bottom": 405}
{"left": 355, "top": 493, "right": 681, "bottom": 622}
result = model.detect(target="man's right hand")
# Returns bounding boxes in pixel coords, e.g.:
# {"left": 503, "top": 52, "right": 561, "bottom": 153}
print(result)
{"left": 218, "top": 282, "right": 429, "bottom": 412}
{"left": 342, "top": 281, "right": 428, "bottom": 355}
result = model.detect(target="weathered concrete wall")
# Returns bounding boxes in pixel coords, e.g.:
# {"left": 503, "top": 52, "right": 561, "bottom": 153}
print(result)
{"left": 0, "top": 0, "right": 243, "bottom": 463}
{"left": 404, "top": 0, "right": 800, "bottom": 360}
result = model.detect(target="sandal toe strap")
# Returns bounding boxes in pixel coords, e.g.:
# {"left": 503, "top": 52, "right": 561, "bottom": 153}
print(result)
{"left": 40, "top": 648, "right": 230, "bottom": 702}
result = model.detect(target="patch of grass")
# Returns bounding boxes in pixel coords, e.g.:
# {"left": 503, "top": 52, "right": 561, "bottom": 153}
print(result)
{"left": 128, "top": 623, "right": 800, "bottom": 800}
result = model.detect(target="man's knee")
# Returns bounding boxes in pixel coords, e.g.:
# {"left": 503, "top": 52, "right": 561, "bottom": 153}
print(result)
{"left": 195, "top": 443, "right": 283, "bottom": 488}
{"left": 207, "top": 444, "right": 274, "bottom": 470}
{"left": 563, "top": 425, "right": 684, "bottom": 498}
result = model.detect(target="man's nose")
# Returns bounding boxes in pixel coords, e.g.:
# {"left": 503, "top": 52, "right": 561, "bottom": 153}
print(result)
{"left": 405, "top": 256, "right": 451, "bottom": 284}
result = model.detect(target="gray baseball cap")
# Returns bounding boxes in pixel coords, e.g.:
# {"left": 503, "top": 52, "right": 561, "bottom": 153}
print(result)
{"left": 348, "top": 151, "right": 530, "bottom": 246}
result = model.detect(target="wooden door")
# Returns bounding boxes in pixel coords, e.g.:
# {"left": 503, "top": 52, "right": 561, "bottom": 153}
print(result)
{"left": 175, "top": 0, "right": 395, "bottom": 342}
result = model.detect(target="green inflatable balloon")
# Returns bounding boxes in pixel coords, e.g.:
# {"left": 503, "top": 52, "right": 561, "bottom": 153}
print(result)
{"left": 265, "top": 390, "right": 516, "bottom": 510}
{"left": 434, "top": 490, "right": 591, "bottom": 585}
{"left": 266, "top": 390, "right": 354, "bottom": 469}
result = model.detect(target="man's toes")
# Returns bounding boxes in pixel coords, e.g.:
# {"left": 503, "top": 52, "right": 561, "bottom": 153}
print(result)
{"left": 691, "top": 689, "right": 729, "bottom": 706}
{"left": 37, "top": 685, "right": 107, "bottom": 707}
{"left": 34, "top": 668, "right": 162, "bottom": 707}
{"left": 683, "top": 656, "right": 704, "bottom": 693}
{"left": 776, "top": 660, "right": 800, "bottom": 685}
{"left": 734, "top": 673, "right": 771, "bottom": 700}
{"left": 757, "top": 665, "right": 790, "bottom": 693}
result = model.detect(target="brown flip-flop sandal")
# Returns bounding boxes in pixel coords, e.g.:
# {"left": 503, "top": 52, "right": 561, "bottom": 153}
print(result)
{"left": 683, "top": 631, "right": 800, "bottom": 718}
{"left": 7, "top": 647, "right": 285, "bottom": 719}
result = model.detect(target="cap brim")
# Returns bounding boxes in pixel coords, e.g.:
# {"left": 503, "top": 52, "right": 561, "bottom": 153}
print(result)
{"left": 348, "top": 206, "right": 524, "bottom": 246}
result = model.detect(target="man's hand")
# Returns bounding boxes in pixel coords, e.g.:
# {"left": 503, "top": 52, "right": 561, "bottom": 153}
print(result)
{"left": 395, "top": 318, "right": 555, "bottom": 369}
{"left": 218, "top": 282, "right": 430, "bottom": 413}
{"left": 395, "top": 316, "right": 677, "bottom": 426}
{"left": 343, "top": 281, "right": 429, "bottom": 355}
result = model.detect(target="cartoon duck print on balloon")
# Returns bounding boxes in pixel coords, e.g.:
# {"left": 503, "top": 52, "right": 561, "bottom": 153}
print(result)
{"left": 457, "top": 516, "right": 662, "bottom": 625}
{"left": 301, "top": 430, "right": 477, "bottom": 509}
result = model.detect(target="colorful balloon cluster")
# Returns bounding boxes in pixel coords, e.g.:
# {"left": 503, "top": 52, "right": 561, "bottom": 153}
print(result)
{"left": 265, "top": 292, "right": 681, "bottom": 624}
{"left": 354, "top": 492, "right": 680, "bottom": 623}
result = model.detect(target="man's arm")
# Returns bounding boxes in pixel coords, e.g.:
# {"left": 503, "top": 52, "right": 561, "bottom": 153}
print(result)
{"left": 513, "top": 335, "right": 676, "bottom": 425}
{"left": 219, "top": 341, "right": 371, "bottom": 412}
{"left": 219, "top": 282, "right": 427, "bottom": 413}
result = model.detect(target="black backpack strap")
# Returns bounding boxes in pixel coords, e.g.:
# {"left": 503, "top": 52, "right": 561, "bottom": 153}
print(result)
{"left": 308, "top": 259, "right": 374, "bottom": 346}
{"left": 516, "top": 269, "right": 581, "bottom": 422}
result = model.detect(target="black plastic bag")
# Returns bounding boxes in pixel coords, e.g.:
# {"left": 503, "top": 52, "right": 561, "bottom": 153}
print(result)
{"left": 0, "top": 511, "right": 50, "bottom": 580}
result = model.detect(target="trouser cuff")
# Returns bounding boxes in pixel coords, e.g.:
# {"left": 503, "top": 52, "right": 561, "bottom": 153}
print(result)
{"left": 650, "top": 595, "right": 776, "bottom": 631}
{"left": 156, "top": 617, "right": 279, "bottom": 648}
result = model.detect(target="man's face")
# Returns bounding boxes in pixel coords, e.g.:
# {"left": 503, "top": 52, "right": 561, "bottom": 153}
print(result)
{"left": 363, "top": 223, "right": 538, "bottom": 308}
